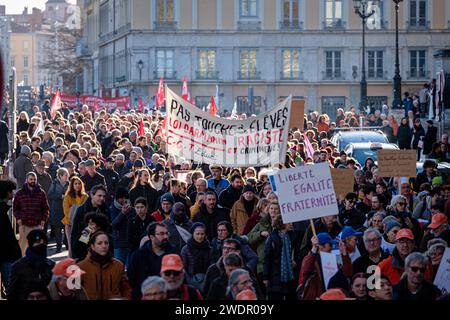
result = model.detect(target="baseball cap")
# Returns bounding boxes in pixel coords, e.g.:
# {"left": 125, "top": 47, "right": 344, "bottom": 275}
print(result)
{"left": 395, "top": 228, "right": 415, "bottom": 241}
{"left": 428, "top": 213, "right": 448, "bottom": 229}
{"left": 236, "top": 289, "right": 257, "bottom": 300}
{"left": 27, "top": 229, "right": 48, "bottom": 247}
{"left": 85, "top": 159, "right": 95, "bottom": 167}
{"left": 161, "top": 254, "right": 184, "bottom": 273}
{"left": 339, "top": 226, "right": 363, "bottom": 240}
{"left": 320, "top": 289, "right": 354, "bottom": 300}
{"left": 52, "top": 258, "right": 85, "bottom": 277}
{"left": 317, "top": 233, "right": 337, "bottom": 246}
{"left": 160, "top": 192, "right": 175, "bottom": 205}
{"left": 209, "top": 164, "right": 222, "bottom": 171}
{"left": 106, "top": 156, "right": 115, "bottom": 163}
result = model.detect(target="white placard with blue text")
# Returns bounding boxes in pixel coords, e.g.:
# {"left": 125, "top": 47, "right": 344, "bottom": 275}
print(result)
{"left": 272, "top": 162, "right": 339, "bottom": 224}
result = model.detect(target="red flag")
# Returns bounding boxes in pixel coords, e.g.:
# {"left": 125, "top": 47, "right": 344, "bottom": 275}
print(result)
{"left": 156, "top": 77, "right": 165, "bottom": 109}
{"left": 209, "top": 96, "right": 218, "bottom": 116}
{"left": 303, "top": 133, "right": 315, "bottom": 159}
{"left": 138, "top": 97, "right": 145, "bottom": 113}
{"left": 190, "top": 96, "right": 196, "bottom": 106}
{"left": 157, "top": 118, "right": 167, "bottom": 140}
{"left": 50, "top": 90, "right": 62, "bottom": 119}
{"left": 138, "top": 118, "right": 145, "bottom": 137}
{"left": 182, "top": 77, "right": 189, "bottom": 101}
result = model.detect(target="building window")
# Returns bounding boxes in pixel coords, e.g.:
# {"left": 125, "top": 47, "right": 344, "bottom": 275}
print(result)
{"left": 409, "top": 50, "right": 427, "bottom": 78}
{"left": 239, "top": 49, "right": 259, "bottom": 79}
{"left": 324, "top": 0, "right": 344, "bottom": 29}
{"left": 99, "top": 3, "right": 109, "bottom": 36}
{"left": 240, "top": 0, "right": 258, "bottom": 18}
{"left": 237, "top": 96, "right": 262, "bottom": 114}
{"left": 197, "top": 49, "right": 217, "bottom": 79}
{"left": 23, "top": 73, "right": 29, "bottom": 86}
{"left": 366, "top": 0, "right": 385, "bottom": 29}
{"left": 409, "top": 0, "right": 428, "bottom": 28}
{"left": 367, "top": 50, "right": 384, "bottom": 79}
{"left": 155, "top": 0, "right": 176, "bottom": 29}
{"left": 321, "top": 96, "right": 345, "bottom": 120}
{"left": 23, "top": 56, "right": 29, "bottom": 68}
{"left": 325, "top": 51, "right": 342, "bottom": 79}
{"left": 23, "top": 40, "right": 29, "bottom": 49}
{"left": 282, "top": 49, "right": 301, "bottom": 79}
{"left": 195, "top": 96, "right": 211, "bottom": 110}
{"left": 281, "top": 0, "right": 302, "bottom": 29}
{"left": 155, "top": 49, "right": 175, "bottom": 79}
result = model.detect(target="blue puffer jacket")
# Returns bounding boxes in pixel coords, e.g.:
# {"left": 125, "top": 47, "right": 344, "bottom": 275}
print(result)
{"left": 109, "top": 201, "right": 133, "bottom": 249}
{"left": 207, "top": 178, "right": 230, "bottom": 197}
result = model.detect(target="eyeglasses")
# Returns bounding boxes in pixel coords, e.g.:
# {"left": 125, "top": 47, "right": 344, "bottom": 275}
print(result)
{"left": 163, "top": 270, "right": 181, "bottom": 277}
{"left": 397, "top": 239, "right": 413, "bottom": 245}
{"left": 397, "top": 202, "right": 407, "bottom": 206}
{"left": 409, "top": 266, "right": 426, "bottom": 274}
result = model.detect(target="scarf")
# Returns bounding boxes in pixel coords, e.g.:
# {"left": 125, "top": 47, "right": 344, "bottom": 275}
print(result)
{"left": 243, "top": 198, "right": 255, "bottom": 216}
{"left": 113, "top": 200, "right": 123, "bottom": 210}
{"left": 187, "top": 237, "right": 210, "bottom": 274}
{"left": 90, "top": 250, "right": 112, "bottom": 267}
{"left": 280, "top": 231, "right": 294, "bottom": 283}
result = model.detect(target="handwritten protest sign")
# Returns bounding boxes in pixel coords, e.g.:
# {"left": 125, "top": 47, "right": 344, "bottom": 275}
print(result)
{"left": 433, "top": 247, "right": 450, "bottom": 293}
{"left": 271, "top": 163, "right": 339, "bottom": 224}
{"left": 289, "top": 100, "right": 305, "bottom": 129}
{"left": 320, "top": 252, "right": 339, "bottom": 289}
{"left": 377, "top": 150, "right": 416, "bottom": 177}
{"left": 166, "top": 87, "right": 292, "bottom": 167}
{"left": 330, "top": 168, "right": 355, "bottom": 200}
{"left": 174, "top": 170, "right": 192, "bottom": 183}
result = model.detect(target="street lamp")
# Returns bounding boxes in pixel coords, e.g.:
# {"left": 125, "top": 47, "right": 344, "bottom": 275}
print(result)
{"left": 392, "top": 0, "right": 403, "bottom": 109}
{"left": 353, "top": 0, "right": 379, "bottom": 110}
{"left": 137, "top": 59, "right": 144, "bottom": 81}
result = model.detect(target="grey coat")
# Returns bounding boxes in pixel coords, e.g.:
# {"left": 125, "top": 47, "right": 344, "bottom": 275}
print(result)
{"left": 47, "top": 179, "right": 68, "bottom": 227}
{"left": 13, "top": 153, "right": 34, "bottom": 187}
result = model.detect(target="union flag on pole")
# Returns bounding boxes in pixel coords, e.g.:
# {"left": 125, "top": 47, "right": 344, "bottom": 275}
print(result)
{"left": 50, "top": 90, "right": 62, "bottom": 119}
{"left": 303, "top": 133, "right": 315, "bottom": 159}
{"left": 209, "top": 96, "right": 218, "bottom": 116}
{"left": 182, "top": 77, "right": 190, "bottom": 101}
{"left": 156, "top": 77, "right": 165, "bottom": 109}
{"left": 138, "top": 118, "right": 145, "bottom": 137}
{"left": 138, "top": 97, "right": 145, "bottom": 113}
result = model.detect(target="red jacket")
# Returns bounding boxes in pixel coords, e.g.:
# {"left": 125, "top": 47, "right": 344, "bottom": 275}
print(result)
{"left": 150, "top": 209, "right": 170, "bottom": 222}
{"left": 378, "top": 250, "right": 433, "bottom": 286}
{"left": 13, "top": 184, "right": 49, "bottom": 226}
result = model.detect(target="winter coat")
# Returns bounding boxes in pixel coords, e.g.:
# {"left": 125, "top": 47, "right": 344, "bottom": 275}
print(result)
{"left": 181, "top": 238, "right": 212, "bottom": 287}
{"left": 36, "top": 171, "right": 53, "bottom": 195}
{"left": 127, "top": 213, "right": 153, "bottom": 253}
{"left": 230, "top": 196, "right": 259, "bottom": 235}
{"left": 378, "top": 248, "right": 433, "bottom": 286}
{"left": 163, "top": 218, "right": 192, "bottom": 253}
{"left": 78, "top": 252, "right": 131, "bottom": 300}
{"left": 247, "top": 215, "right": 272, "bottom": 274}
{"left": 129, "top": 184, "right": 159, "bottom": 213}
{"left": 0, "top": 201, "right": 22, "bottom": 263}
{"left": 423, "top": 126, "right": 437, "bottom": 155}
{"left": 0, "top": 120, "right": 8, "bottom": 154}
{"left": 411, "top": 125, "right": 425, "bottom": 149}
{"left": 16, "top": 119, "right": 29, "bottom": 133}
{"left": 47, "top": 280, "right": 88, "bottom": 300}
{"left": 47, "top": 179, "right": 68, "bottom": 227}
{"left": 62, "top": 193, "right": 89, "bottom": 226}
{"left": 13, "top": 153, "right": 34, "bottom": 187}
{"left": 381, "top": 125, "right": 395, "bottom": 143}
{"left": 414, "top": 171, "right": 436, "bottom": 192}
{"left": 299, "top": 220, "right": 342, "bottom": 260}
{"left": 397, "top": 124, "right": 412, "bottom": 149}
{"left": 47, "top": 162, "right": 60, "bottom": 180}
{"left": 127, "top": 240, "right": 177, "bottom": 300}
{"left": 193, "top": 204, "right": 230, "bottom": 241}
{"left": 109, "top": 201, "right": 133, "bottom": 250}
{"left": 338, "top": 205, "right": 365, "bottom": 230}
{"left": 13, "top": 183, "right": 49, "bottom": 226}
{"left": 218, "top": 185, "right": 242, "bottom": 211}
{"left": 393, "top": 277, "right": 441, "bottom": 300}
{"left": 100, "top": 168, "right": 119, "bottom": 206}
{"left": 7, "top": 248, "right": 55, "bottom": 300}
{"left": 40, "top": 139, "right": 54, "bottom": 152}
{"left": 263, "top": 230, "right": 299, "bottom": 294}
{"left": 210, "top": 234, "right": 258, "bottom": 272}
{"left": 207, "top": 177, "right": 230, "bottom": 196}
{"left": 81, "top": 171, "right": 106, "bottom": 193}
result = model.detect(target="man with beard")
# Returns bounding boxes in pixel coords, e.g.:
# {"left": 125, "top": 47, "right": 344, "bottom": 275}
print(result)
{"left": 127, "top": 222, "right": 177, "bottom": 300}
{"left": 219, "top": 174, "right": 244, "bottom": 211}
{"left": 81, "top": 159, "right": 106, "bottom": 194}
{"left": 160, "top": 254, "right": 203, "bottom": 300}
{"left": 101, "top": 157, "right": 119, "bottom": 206}
{"left": 163, "top": 202, "right": 193, "bottom": 253}
{"left": 8, "top": 230, "right": 55, "bottom": 300}
{"left": 193, "top": 191, "right": 230, "bottom": 240}
{"left": 13, "top": 172, "right": 50, "bottom": 256}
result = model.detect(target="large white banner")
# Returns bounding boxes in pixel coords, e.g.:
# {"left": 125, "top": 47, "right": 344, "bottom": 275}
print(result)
{"left": 165, "top": 87, "right": 292, "bottom": 167}
{"left": 270, "top": 162, "right": 339, "bottom": 224}
{"left": 434, "top": 247, "right": 450, "bottom": 293}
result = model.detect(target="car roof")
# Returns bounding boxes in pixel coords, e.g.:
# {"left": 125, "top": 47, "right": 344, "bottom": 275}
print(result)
{"left": 345, "top": 142, "right": 398, "bottom": 149}
{"left": 334, "top": 130, "right": 384, "bottom": 138}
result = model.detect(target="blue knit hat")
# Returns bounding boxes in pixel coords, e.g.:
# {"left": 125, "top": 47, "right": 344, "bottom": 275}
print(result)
{"left": 190, "top": 222, "right": 206, "bottom": 234}
{"left": 160, "top": 192, "right": 175, "bottom": 205}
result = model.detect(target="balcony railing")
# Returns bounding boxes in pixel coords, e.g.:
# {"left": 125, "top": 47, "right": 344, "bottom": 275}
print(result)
{"left": 153, "top": 71, "right": 177, "bottom": 80}
{"left": 279, "top": 19, "right": 304, "bottom": 30}
{"left": 280, "top": 71, "right": 304, "bottom": 80}
{"left": 323, "top": 19, "right": 346, "bottom": 30}
{"left": 153, "top": 20, "right": 178, "bottom": 31}
{"left": 322, "top": 71, "right": 346, "bottom": 80}
{"left": 99, "top": 31, "right": 114, "bottom": 43}
{"left": 196, "top": 70, "right": 219, "bottom": 80}
{"left": 237, "top": 21, "right": 262, "bottom": 31}
{"left": 406, "top": 70, "right": 430, "bottom": 79}
{"left": 406, "top": 19, "right": 430, "bottom": 30}
{"left": 115, "top": 75, "right": 126, "bottom": 83}
{"left": 237, "top": 71, "right": 261, "bottom": 80}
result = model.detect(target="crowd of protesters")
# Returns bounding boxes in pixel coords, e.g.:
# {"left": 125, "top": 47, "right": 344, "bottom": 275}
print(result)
{"left": 0, "top": 97, "right": 449, "bottom": 301}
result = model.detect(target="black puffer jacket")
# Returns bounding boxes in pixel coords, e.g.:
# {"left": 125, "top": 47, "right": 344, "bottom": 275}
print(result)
{"left": 0, "top": 202, "right": 21, "bottom": 263}
{"left": 193, "top": 204, "right": 230, "bottom": 240}
{"left": 129, "top": 184, "right": 159, "bottom": 213}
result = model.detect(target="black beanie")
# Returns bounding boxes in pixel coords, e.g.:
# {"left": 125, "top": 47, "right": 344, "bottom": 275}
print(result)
{"left": 27, "top": 229, "right": 48, "bottom": 247}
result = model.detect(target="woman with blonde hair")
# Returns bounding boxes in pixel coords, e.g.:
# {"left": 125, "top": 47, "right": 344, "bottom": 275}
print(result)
{"left": 62, "top": 176, "right": 89, "bottom": 257}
